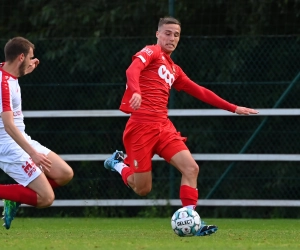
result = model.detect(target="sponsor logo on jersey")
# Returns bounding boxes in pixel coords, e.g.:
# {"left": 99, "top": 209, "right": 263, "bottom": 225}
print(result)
{"left": 141, "top": 47, "right": 153, "bottom": 56}
{"left": 158, "top": 65, "right": 175, "bottom": 87}
{"left": 22, "top": 159, "right": 37, "bottom": 177}
{"left": 13, "top": 110, "right": 22, "bottom": 116}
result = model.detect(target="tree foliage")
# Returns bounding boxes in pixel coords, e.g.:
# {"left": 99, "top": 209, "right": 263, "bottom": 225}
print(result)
{"left": 1, "top": 0, "right": 299, "bottom": 73}
{"left": 1, "top": 0, "right": 300, "bottom": 39}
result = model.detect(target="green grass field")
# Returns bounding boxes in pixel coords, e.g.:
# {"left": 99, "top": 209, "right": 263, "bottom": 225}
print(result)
{"left": 0, "top": 218, "right": 299, "bottom": 249}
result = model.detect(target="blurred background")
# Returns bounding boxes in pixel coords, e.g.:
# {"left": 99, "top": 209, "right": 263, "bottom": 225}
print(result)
{"left": 0, "top": 0, "right": 300, "bottom": 218}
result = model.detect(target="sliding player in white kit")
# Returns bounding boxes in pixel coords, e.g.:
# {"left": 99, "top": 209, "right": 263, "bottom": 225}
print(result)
{"left": 0, "top": 37, "right": 73, "bottom": 229}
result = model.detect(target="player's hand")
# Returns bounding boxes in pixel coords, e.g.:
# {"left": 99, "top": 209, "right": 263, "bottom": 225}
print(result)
{"left": 235, "top": 106, "right": 259, "bottom": 115}
{"left": 30, "top": 152, "right": 52, "bottom": 173}
{"left": 25, "top": 58, "right": 40, "bottom": 74}
{"left": 129, "top": 93, "right": 142, "bottom": 110}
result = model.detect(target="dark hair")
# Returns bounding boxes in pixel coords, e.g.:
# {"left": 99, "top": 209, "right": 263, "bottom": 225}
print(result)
{"left": 4, "top": 37, "right": 35, "bottom": 62}
{"left": 158, "top": 16, "right": 181, "bottom": 29}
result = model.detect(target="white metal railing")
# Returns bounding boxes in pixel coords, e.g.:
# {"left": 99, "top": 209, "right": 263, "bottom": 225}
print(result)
{"left": 23, "top": 108, "right": 300, "bottom": 117}
{"left": 17, "top": 109, "right": 299, "bottom": 207}
{"left": 1, "top": 199, "right": 300, "bottom": 207}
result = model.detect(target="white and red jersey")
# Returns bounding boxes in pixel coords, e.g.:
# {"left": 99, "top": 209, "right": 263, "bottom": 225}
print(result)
{"left": 0, "top": 63, "right": 25, "bottom": 144}
{"left": 120, "top": 44, "right": 237, "bottom": 119}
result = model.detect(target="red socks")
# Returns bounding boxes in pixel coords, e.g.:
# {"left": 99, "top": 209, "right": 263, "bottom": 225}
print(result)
{"left": 121, "top": 167, "right": 133, "bottom": 185}
{"left": 0, "top": 184, "right": 37, "bottom": 206}
{"left": 0, "top": 179, "right": 60, "bottom": 207}
{"left": 180, "top": 185, "right": 198, "bottom": 209}
{"left": 47, "top": 178, "right": 60, "bottom": 189}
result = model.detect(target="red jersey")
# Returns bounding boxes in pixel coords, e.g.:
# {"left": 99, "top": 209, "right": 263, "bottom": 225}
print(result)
{"left": 120, "top": 44, "right": 237, "bottom": 118}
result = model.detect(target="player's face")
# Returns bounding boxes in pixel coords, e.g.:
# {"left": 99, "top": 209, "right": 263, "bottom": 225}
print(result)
{"left": 156, "top": 24, "right": 181, "bottom": 55}
{"left": 18, "top": 47, "right": 34, "bottom": 77}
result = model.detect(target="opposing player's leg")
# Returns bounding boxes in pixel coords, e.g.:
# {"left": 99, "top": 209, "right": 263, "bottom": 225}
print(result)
{"left": 44, "top": 151, "right": 74, "bottom": 187}
{"left": 1, "top": 138, "right": 73, "bottom": 229}
{"left": 1, "top": 164, "right": 54, "bottom": 229}
{"left": 2, "top": 200, "right": 20, "bottom": 230}
{"left": 27, "top": 150, "right": 73, "bottom": 207}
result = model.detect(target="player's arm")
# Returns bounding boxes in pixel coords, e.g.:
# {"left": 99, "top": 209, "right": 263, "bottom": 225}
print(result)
{"left": 176, "top": 76, "right": 258, "bottom": 114}
{"left": 125, "top": 58, "right": 145, "bottom": 110}
{"left": 1, "top": 111, "right": 51, "bottom": 171}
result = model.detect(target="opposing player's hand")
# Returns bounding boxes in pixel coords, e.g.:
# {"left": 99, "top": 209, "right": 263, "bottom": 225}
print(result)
{"left": 130, "top": 93, "right": 142, "bottom": 110}
{"left": 26, "top": 58, "right": 40, "bottom": 74}
{"left": 235, "top": 106, "right": 259, "bottom": 115}
{"left": 30, "top": 152, "right": 52, "bottom": 173}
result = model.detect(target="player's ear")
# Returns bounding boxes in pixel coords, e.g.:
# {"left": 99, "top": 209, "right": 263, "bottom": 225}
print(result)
{"left": 156, "top": 31, "right": 159, "bottom": 39}
{"left": 19, "top": 53, "right": 25, "bottom": 62}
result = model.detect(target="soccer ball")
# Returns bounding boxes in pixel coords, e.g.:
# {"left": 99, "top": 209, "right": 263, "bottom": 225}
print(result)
{"left": 171, "top": 207, "right": 201, "bottom": 237}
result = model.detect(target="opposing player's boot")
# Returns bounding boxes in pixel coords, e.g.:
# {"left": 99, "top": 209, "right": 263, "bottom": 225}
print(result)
{"left": 2, "top": 200, "right": 21, "bottom": 230}
{"left": 195, "top": 221, "right": 218, "bottom": 236}
{"left": 104, "top": 150, "right": 125, "bottom": 172}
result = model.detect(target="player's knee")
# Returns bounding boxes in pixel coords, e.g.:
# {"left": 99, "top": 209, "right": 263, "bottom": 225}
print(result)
{"left": 37, "top": 193, "right": 55, "bottom": 208}
{"left": 65, "top": 168, "right": 74, "bottom": 183}
{"left": 57, "top": 167, "right": 74, "bottom": 186}
{"left": 183, "top": 163, "right": 199, "bottom": 178}
{"left": 135, "top": 186, "right": 152, "bottom": 196}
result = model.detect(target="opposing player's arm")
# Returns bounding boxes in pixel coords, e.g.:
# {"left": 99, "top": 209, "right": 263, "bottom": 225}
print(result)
{"left": 25, "top": 58, "right": 39, "bottom": 75}
{"left": 1, "top": 111, "right": 51, "bottom": 171}
{"left": 2, "top": 111, "right": 38, "bottom": 155}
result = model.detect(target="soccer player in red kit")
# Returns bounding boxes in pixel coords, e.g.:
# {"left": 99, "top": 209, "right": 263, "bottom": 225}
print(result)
{"left": 104, "top": 17, "right": 258, "bottom": 236}
{"left": 0, "top": 37, "right": 73, "bottom": 229}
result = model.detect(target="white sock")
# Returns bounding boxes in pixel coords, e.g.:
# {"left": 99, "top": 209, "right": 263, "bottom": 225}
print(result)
{"left": 114, "top": 162, "right": 128, "bottom": 174}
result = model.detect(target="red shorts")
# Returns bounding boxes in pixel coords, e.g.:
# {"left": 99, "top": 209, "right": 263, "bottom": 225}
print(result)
{"left": 123, "top": 118, "right": 188, "bottom": 173}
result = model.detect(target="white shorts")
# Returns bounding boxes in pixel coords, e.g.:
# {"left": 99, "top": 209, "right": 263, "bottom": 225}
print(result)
{"left": 0, "top": 133, "right": 51, "bottom": 187}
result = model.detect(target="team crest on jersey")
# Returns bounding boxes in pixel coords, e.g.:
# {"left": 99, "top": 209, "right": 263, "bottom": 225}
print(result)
{"left": 141, "top": 47, "right": 153, "bottom": 56}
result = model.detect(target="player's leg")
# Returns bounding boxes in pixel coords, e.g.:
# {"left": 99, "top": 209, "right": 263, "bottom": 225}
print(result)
{"left": 157, "top": 120, "right": 218, "bottom": 236}
{"left": 156, "top": 119, "right": 198, "bottom": 209}
{"left": 0, "top": 159, "right": 54, "bottom": 229}
{"left": 26, "top": 172, "right": 55, "bottom": 208}
{"left": 104, "top": 120, "right": 157, "bottom": 196}
{"left": 28, "top": 135, "right": 73, "bottom": 188}
{"left": 164, "top": 148, "right": 218, "bottom": 236}
{"left": 43, "top": 151, "right": 74, "bottom": 187}
{"left": 170, "top": 150, "right": 199, "bottom": 208}
{"left": 0, "top": 136, "right": 73, "bottom": 229}
{"left": 104, "top": 151, "right": 153, "bottom": 196}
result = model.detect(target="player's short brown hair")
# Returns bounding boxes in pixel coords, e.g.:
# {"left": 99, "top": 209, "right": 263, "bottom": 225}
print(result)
{"left": 158, "top": 17, "right": 181, "bottom": 29}
{"left": 4, "top": 37, "right": 35, "bottom": 62}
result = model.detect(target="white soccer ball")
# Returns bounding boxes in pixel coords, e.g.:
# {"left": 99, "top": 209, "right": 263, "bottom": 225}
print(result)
{"left": 171, "top": 207, "right": 201, "bottom": 237}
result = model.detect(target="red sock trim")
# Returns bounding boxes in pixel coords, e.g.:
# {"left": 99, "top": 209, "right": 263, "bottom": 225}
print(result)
{"left": 0, "top": 184, "right": 37, "bottom": 206}
{"left": 121, "top": 167, "right": 133, "bottom": 185}
{"left": 179, "top": 185, "right": 198, "bottom": 208}
{"left": 47, "top": 178, "right": 60, "bottom": 189}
